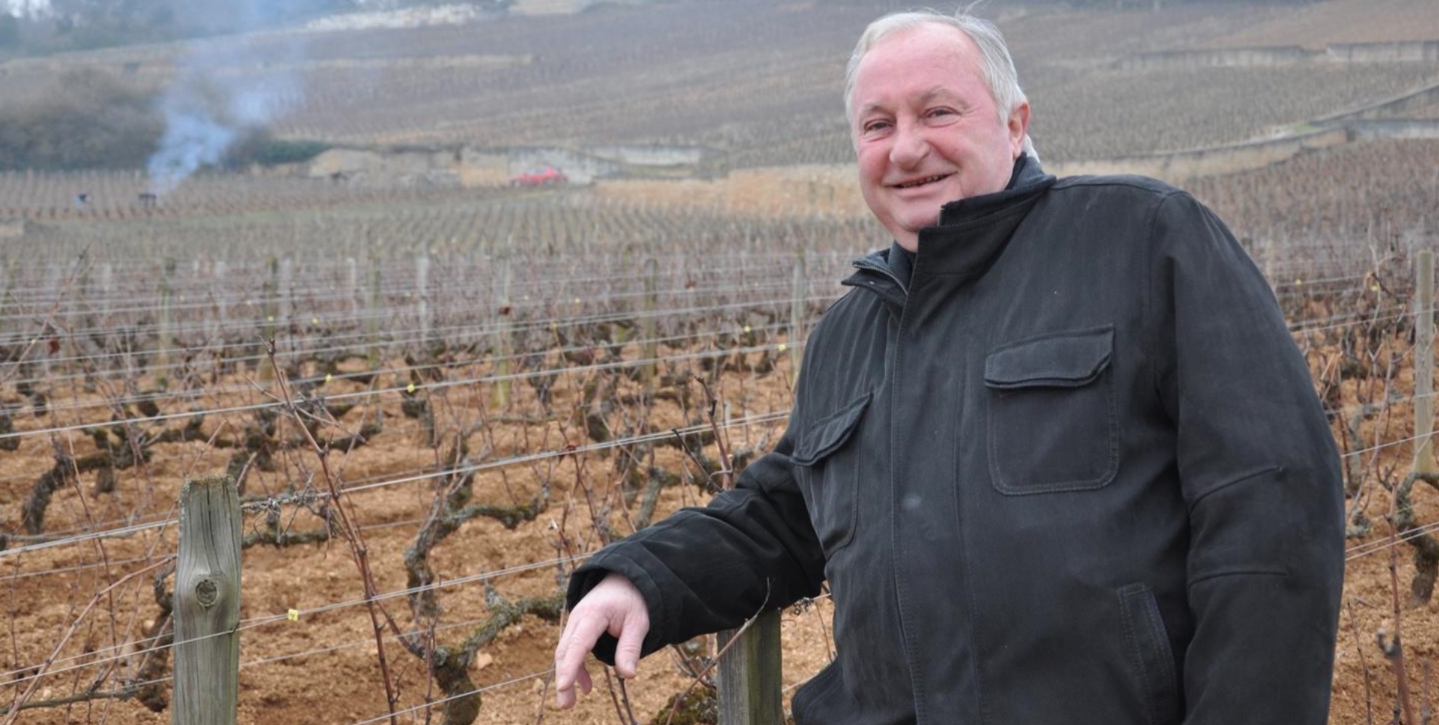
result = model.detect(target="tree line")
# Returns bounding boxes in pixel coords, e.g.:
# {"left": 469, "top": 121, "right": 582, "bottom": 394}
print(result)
{"left": 0, "top": 68, "right": 328, "bottom": 172}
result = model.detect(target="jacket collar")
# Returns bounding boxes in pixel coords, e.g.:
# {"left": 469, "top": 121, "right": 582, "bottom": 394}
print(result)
{"left": 846, "top": 154, "right": 1055, "bottom": 305}
{"left": 916, "top": 153, "right": 1055, "bottom": 283}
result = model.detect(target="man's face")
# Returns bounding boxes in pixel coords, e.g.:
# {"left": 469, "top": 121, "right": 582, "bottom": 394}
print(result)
{"left": 850, "top": 23, "right": 1029, "bottom": 251}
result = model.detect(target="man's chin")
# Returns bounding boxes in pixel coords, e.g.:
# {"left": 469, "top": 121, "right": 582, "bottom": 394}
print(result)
{"left": 895, "top": 212, "right": 940, "bottom": 236}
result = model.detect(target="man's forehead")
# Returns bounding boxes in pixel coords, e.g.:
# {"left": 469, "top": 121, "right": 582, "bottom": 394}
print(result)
{"left": 862, "top": 22, "right": 976, "bottom": 65}
{"left": 852, "top": 25, "right": 978, "bottom": 85}
{"left": 851, "top": 27, "right": 984, "bottom": 115}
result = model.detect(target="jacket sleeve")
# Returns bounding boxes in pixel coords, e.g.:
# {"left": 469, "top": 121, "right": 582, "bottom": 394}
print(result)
{"left": 565, "top": 427, "right": 827, "bottom": 665}
{"left": 1149, "top": 191, "right": 1345, "bottom": 723}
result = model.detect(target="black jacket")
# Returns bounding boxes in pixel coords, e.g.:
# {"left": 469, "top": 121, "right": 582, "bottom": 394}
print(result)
{"left": 568, "top": 160, "right": 1345, "bottom": 725}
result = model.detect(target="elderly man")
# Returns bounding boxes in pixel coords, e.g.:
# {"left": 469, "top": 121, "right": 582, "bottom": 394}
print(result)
{"left": 555, "top": 10, "right": 1344, "bottom": 724}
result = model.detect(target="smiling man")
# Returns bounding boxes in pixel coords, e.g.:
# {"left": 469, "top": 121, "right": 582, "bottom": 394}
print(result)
{"left": 850, "top": 20, "right": 1029, "bottom": 249}
{"left": 554, "top": 10, "right": 1344, "bottom": 724}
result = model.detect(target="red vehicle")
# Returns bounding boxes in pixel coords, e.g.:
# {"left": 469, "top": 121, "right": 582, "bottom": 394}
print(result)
{"left": 510, "top": 166, "right": 568, "bottom": 186}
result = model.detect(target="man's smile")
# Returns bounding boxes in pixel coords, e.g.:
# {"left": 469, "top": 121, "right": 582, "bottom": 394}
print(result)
{"left": 891, "top": 173, "right": 953, "bottom": 189}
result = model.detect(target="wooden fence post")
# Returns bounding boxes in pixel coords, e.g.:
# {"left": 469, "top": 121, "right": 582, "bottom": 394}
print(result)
{"left": 492, "top": 255, "right": 513, "bottom": 409}
{"left": 717, "top": 609, "right": 783, "bottom": 725}
{"left": 157, "top": 257, "right": 176, "bottom": 387}
{"left": 209, "top": 261, "right": 226, "bottom": 382}
{"left": 279, "top": 257, "right": 293, "bottom": 334}
{"left": 173, "top": 475, "right": 242, "bottom": 725}
{"left": 99, "top": 261, "right": 113, "bottom": 320}
{"left": 416, "top": 255, "right": 431, "bottom": 355}
{"left": 367, "top": 257, "right": 382, "bottom": 369}
{"left": 1415, "top": 249, "right": 1435, "bottom": 474}
{"left": 790, "top": 251, "right": 806, "bottom": 375}
{"left": 641, "top": 257, "right": 658, "bottom": 391}
{"left": 99, "top": 262, "right": 114, "bottom": 372}
{"left": 345, "top": 257, "right": 359, "bottom": 324}
{"left": 260, "top": 256, "right": 279, "bottom": 382}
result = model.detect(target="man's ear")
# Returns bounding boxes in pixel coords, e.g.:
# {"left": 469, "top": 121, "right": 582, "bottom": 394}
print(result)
{"left": 1008, "top": 101, "right": 1030, "bottom": 158}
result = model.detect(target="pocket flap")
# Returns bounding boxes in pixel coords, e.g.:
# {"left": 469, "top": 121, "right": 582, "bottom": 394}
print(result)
{"left": 791, "top": 392, "right": 872, "bottom": 466}
{"left": 985, "top": 326, "right": 1114, "bottom": 390}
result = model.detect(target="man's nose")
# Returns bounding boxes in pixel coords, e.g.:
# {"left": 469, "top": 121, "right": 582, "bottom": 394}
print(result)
{"left": 889, "top": 120, "right": 929, "bottom": 168}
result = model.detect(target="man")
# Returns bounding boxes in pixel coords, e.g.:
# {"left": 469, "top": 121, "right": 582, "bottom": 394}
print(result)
{"left": 555, "top": 10, "right": 1345, "bottom": 724}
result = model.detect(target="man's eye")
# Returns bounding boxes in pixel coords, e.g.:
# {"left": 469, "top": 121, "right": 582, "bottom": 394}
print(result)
{"left": 927, "top": 108, "right": 956, "bottom": 119}
{"left": 863, "top": 121, "right": 890, "bottom": 133}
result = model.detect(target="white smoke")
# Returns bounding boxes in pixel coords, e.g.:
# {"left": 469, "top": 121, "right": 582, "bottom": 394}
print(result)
{"left": 3, "top": 0, "right": 51, "bottom": 18}
{"left": 146, "top": 5, "right": 310, "bottom": 195}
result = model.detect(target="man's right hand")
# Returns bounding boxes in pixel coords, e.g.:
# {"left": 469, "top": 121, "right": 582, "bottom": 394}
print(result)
{"left": 553, "top": 571, "right": 650, "bottom": 709}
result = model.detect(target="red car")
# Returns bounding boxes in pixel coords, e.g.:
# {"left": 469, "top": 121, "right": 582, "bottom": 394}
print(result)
{"left": 510, "top": 166, "right": 568, "bottom": 186}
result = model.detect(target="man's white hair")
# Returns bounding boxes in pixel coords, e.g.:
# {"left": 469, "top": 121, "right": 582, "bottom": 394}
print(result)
{"left": 844, "top": 9, "right": 1038, "bottom": 161}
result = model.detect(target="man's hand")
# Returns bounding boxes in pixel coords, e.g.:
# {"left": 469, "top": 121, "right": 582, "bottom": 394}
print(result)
{"left": 553, "top": 572, "right": 650, "bottom": 709}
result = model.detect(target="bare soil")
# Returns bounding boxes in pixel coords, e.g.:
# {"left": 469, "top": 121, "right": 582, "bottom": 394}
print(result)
{"left": 1, "top": 336, "right": 1437, "bottom": 725}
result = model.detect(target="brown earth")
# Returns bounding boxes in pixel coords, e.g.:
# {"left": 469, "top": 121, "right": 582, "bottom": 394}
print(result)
{"left": 1, "top": 330, "right": 1437, "bottom": 725}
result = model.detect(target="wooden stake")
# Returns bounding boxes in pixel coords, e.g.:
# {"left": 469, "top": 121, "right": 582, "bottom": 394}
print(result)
{"left": 642, "top": 257, "right": 658, "bottom": 391}
{"left": 416, "top": 255, "right": 431, "bottom": 355}
{"left": 173, "top": 475, "right": 242, "bottom": 725}
{"left": 717, "top": 610, "right": 783, "bottom": 725}
{"left": 1415, "top": 250, "right": 1434, "bottom": 474}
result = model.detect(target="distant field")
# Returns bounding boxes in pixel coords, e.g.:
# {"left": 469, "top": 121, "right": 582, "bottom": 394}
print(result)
{"left": 2, "top": 0, "right": 1433, "bottom": 170}
{"left": 261, "top": 0, "right": 1439, "bottom": 164}
{"left": 1029, "top": 63, "right": 1439, "bottom": 160}
{"left": 1208, "top": 0, "right": 1439, "bottom": 47}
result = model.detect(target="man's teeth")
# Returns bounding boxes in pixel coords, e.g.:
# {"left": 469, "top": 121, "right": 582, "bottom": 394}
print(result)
{"left": 898, "top": 175, "right": 945, "bottom": 188}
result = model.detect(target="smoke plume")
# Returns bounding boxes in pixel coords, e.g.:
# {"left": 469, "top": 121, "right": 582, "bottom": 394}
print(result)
{"left": 146, "top": 1, "right": 325, "bottom": 195}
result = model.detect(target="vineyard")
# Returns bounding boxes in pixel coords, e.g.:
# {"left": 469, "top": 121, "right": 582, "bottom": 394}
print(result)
{"left": 2, "top": 0, "right": 1439, "bottom": 723}
{"left": 1, "top": 142, "right": 1437, "bottom": 723}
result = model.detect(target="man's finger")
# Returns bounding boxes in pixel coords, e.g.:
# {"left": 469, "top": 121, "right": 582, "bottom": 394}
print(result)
{"left": 555, "top": 674, "right": 577, "bottom": 710}
{"left": 555, "top": 656, "right": 593, "bottom": 710}
{"left": 612, "top": 607, "right": 649, "bottom": 679}
{"left": 555, "top": 614, "right": 608, "bottom": 693}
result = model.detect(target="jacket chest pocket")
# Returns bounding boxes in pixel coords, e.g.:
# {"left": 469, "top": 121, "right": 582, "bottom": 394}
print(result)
{"left": 790, "top": 392, "right": 871, "bottom": 556}
{"left": 984, "top": 326, "right": 1118, "bottom": 495}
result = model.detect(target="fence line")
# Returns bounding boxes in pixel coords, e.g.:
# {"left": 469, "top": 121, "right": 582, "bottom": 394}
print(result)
{"left": 2, "top": 386, "right": 1430, "bottom": 561}
{"left": 0, "top": 408, "right": 791, "bottom": 558}
{"left": 0, "top": 550, "right": 596, "bottom": 689}
{"left": 0, "top": 338, "right": 804, "bottom": 444}
{"left": 1, "top": 232, "right": 1432, "bottom": 721}
{"left": 6, "top": 500, "right": 1437, "bottom": 696}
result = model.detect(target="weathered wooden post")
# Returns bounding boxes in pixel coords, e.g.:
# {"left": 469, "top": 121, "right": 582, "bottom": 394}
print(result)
{"left": 717, "top": 610, "right": 783, "bottom": 725}
{"left": 345, "top": 257, "right": 359, "bottom": 323}
{"left": 367, "top": 257, "right": 382, "bottom": 369}
{"left": 69, "top": 263, "right": 88, "bottom": 383}
{"left": 1415, "top": 250, "right": 1435, "bottom": 473}
{"left": 99, "top": 261, "right": 113, "bottom": 319}
{"left": 173, "top": 475, "right": 241, "bottom": 725}
{"left": 98, "top": 262, "right": 114, "bottom": 372}
{"left": 416, "top": 255, "right": 431, "bottom": 355}
{"left": 641, "top": 257, "right": 659, "bottom": 392}
{"left": 492, "top": 255, "right": 513, "bottom": 409}
{"left": 259, "top": 256, "right": 279, "bottom": 382}
{"left": 209, "top": 261, "right": 227, "bottom": 381}
{"left": 279, "top": 257, "right": 293, "bottom": 334}
{"left": 0, "top": 252, "right": 12, "bottom": 341}
{"left": 713, "top": 382, "right": 784, "bottom": 725}
{"left": 157, "top": 257, "right": 176, "bottom": 387}
{"left": 790, "top": 251, "right": 806, "bottom": 375}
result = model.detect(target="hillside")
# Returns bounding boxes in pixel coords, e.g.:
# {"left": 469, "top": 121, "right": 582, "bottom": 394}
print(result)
{"left": 0, "top": 0, "right": 1434, "bottom": 172}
